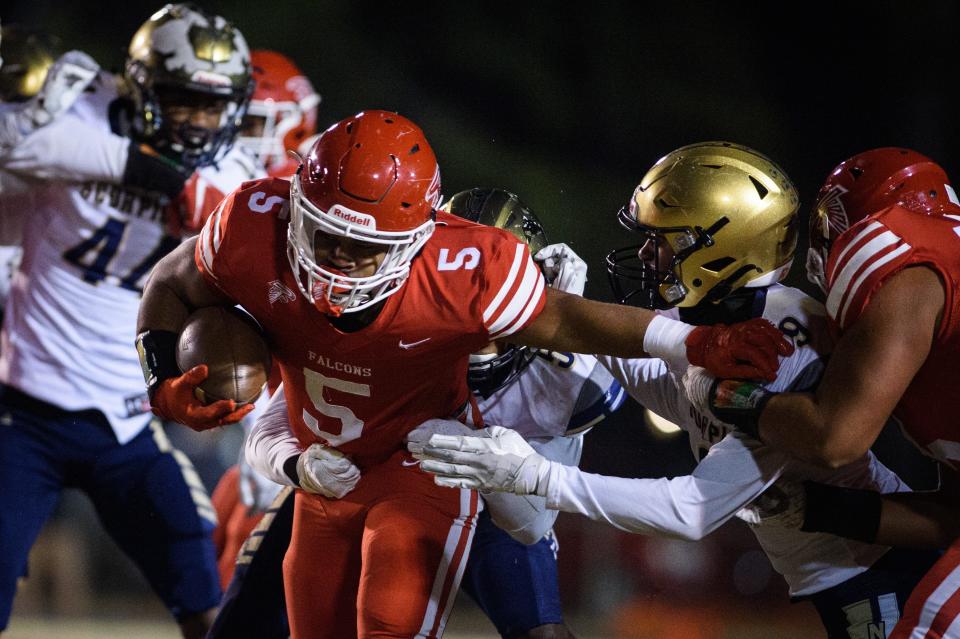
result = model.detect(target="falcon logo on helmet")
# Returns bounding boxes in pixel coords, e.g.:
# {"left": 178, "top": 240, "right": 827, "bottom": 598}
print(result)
{"left": 806, "top": 147, "right": 955, "bottom": 293}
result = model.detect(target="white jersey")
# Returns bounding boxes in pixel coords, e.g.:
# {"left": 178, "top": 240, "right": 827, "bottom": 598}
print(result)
{"left": 475, "top": 350, "right": 626, "bottom": 440}
{"left": 546, "top": 284, "right": 908, "bottom": 597}
{"left": 0, "top": 71, "right": 263, "bottom": 443}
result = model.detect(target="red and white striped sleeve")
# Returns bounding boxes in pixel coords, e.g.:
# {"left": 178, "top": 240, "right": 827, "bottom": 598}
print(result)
{"left": 480, "top": 241, "right": 547, "bottom": 340}
{"left": 194, "top": 193, "right": 234, "bottom": 288}
{"left": 825, "top": 219, "right": 912, "bottom": 330}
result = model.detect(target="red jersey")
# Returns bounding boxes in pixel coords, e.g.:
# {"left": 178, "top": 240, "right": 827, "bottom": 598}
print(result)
{"left": 825, "top": 204, "right": 960, "bottom": 469}
{"left": 195, "top": 178, "right": 547, "bottom": 469}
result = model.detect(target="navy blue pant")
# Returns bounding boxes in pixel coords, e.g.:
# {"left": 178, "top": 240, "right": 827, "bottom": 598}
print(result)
{"left": 460, "top": 508, "right": 564, "bottom": 637}
{"left": 0, "top": 385, "right": 221, "bottom": 629}
{"left": 805, "top": 547, "right": 942, "bottom": 639}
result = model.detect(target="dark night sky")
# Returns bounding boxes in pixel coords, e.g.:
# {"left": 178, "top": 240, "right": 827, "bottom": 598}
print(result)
{"left": 2, "top": 1, "right": 951, "bottom": 481}
{"left": 6, "top": 1, "right": 959, "bottom": 297}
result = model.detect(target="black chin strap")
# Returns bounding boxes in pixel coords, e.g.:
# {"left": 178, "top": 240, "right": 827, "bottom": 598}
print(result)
{"left": 679, "top": 286, "right": 768, "bottom": 326}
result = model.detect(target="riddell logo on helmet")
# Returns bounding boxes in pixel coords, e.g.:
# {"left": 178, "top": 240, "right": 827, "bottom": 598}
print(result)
{"left": 330, "top": 206, "right": 376, "bottom": 229}
{"left": 819, "top": 185, "right": 850, "bottom": 235}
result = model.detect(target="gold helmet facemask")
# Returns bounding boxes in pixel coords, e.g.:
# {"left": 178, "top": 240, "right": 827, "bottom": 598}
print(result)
{"left": 607, "top": 141, "right": 799, "bottom": 310}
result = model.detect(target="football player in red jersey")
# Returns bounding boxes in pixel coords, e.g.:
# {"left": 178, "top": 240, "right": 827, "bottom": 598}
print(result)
{"left": 685, "top": 148, "right": 960, "bottom": 639}
{"left": 135, "top": 109, "right": 791, "bottom": 639}
{"left": 238, "top": 49, "right": 319, "bottom": 178}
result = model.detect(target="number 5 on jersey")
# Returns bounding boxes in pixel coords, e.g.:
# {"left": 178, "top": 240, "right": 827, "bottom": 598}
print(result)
{"left": 301, "top": 368, "right": 370, "bottom": 446}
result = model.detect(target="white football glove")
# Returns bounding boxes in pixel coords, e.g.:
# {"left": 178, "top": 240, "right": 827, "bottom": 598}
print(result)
{"left": 535, "top": 243, "right": 587, "bottom": 296}
{"left": 736, "top": 479, "right": 806, "bottom": 529}
{"left": 405, "top": 418, "right": 484, "bottom": 456}
{"left": 25, "top": 51, "right": 100, "bottom": 127}
{"left": 295, "top": 443, "right": 361, "bottom": 499}
{"left": 412, "top": 425, "right": 551, "bottom": 496}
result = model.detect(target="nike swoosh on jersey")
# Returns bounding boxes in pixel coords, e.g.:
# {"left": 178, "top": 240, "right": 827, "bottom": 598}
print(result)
{"left": 399, "top": 337, "right": 432, "bottom": 350}
{"left": 401, "top": 459, "right": 421, "bottom": 467}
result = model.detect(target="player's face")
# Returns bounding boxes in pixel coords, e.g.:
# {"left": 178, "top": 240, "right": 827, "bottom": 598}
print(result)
{"left": 240, "top": 114, "right": 266, "bottom": 138}
{"left": 637, "top": 233, "right": 676, "bottom": 276}
{"left": 313, "top": 230, "right": 388, "bottom": 277}
{"left": 158, "top": 88, "right": 228, "bottom": 138}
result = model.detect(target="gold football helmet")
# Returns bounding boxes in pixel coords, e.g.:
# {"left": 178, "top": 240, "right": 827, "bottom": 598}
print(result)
{"left": 443, "top": 188, "right": 549, "bottom": 257}
{"left": 0, "top": 25, "right": 61, "bottom": 102}
{"left": 607, "top": 142, "right": 799, "bottom": 309}
{"left": 443, "top": 188, "right": 548, "bottom": 396}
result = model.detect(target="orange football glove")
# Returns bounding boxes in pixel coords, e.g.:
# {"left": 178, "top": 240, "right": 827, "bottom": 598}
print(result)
{"left": 686, "top": 318, "right": 794, "bottom": 382}
{"left": 151, "top": 365, "right": 254, "bottom": 432}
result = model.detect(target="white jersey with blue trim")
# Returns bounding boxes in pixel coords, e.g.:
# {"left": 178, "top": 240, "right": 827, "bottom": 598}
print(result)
{"left": 0, "top": 72, "right": 263, "bottom": 443}
{"left": 476, "top": 350, "right": 625, "bottom": 440}
{"left": 552, "top": 284, "right": 907, "bottom": 597}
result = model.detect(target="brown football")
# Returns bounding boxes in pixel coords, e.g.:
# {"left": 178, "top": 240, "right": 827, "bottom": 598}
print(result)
{"left": 176, "top": 306, "right": 272, "bottom": 405}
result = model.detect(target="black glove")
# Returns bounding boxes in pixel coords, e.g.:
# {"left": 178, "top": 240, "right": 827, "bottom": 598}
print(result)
{"left": 122, "top": 142, "right": 192, "bottom": 198}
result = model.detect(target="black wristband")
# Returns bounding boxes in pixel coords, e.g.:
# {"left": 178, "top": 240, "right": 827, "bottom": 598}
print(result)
{"left": 136, "top": 330, "right": 181, "bottom": 396}
{"left": 283, "top": 455, "right": 302, "bottom": 487}
{"left": 123, "top": 142, "right": 191, "bottom": 199}
{"left": 707, "top": 379, "right": 774, "bottom": 440}
{"left": 800, "top": 481, "right": 883, "bottom": 543}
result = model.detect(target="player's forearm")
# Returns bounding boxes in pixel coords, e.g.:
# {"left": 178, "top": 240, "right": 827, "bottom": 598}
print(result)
{"left": 245, "top": 385, "right": 303, "bottom": 487}
{"left": 0, "top": 112, "right": 128, "bottom": 183}
{"left": 875, "top": 491, "right": 960, "bottom": 548}
{"left": 514, "top": 290, "right": 655, "bottom": 358}
{"left": 543, "top": 465, "right": 745, "bottom": 541}
{"left": 757, "top": 393, "right": 844, "bottom": 466}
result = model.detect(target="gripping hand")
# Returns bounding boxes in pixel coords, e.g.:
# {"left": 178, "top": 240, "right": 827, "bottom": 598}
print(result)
{"left": 412, "top": 425, "right": 551, "bottom": 496}
{"left": 405, "top": 418, "right": 483, "bottom": 456}
{"left": 534, "top": 243, "right": 587, "bottom": 296}
{"left": 295, "top": 443, "right": 361, "bottom": 499}
{"left": 27, "top": 51, "right": 99, "bottom": 127}
{"left": 686, "top": 318, "right": 793, "bottom": 382}
{"left": 150, "top": 365, "right": 253, "bottom": 431}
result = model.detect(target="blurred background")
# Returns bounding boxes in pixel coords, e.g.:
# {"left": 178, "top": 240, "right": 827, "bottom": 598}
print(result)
{"left": 0, "top": 1, "right": 953, "bottom": 637}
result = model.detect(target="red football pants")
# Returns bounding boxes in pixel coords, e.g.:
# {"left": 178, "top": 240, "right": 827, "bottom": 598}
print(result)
{"left": 890, "top": 537, "right": 960, "bottom": 639}
{"left": 283, "top": 450, "right": 479, "bottom": 639}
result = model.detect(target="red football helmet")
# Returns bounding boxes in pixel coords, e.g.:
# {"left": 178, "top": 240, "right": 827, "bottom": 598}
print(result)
{"left": 806, "top": 147, "right": 958, "bottom": 292}
{"left": 239, "top": 50, "right": 320, "bottom": 175}
{"left": 287, "top": 109, "right": 441, "bottom": 314}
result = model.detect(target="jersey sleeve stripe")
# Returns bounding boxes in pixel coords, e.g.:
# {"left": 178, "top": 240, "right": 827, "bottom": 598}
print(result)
{"left": 198, "top": 218, "right": 217, "bottom": 277}
{"left": 482, "top": 244, "right": 525, "bottom": 323}
{"left": 492, "top": 268, "right": 546, "bottom": 339}
{"left": 837, "top": 242, "right": 910, "bottom": 327}
{"left": 566, "top": 380, "right": 626, "bottom": 435}
{"left": 486, "top": 258, "right": 543, "bottom": 337}
{"left": 825, "top": 228, "right": 903, "bottom": 320}
{"left": 827, "top": 220, "right": 884, "bottom": 283}
{"left": 197, "top": 202, "right": 227, "bottom": 278}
